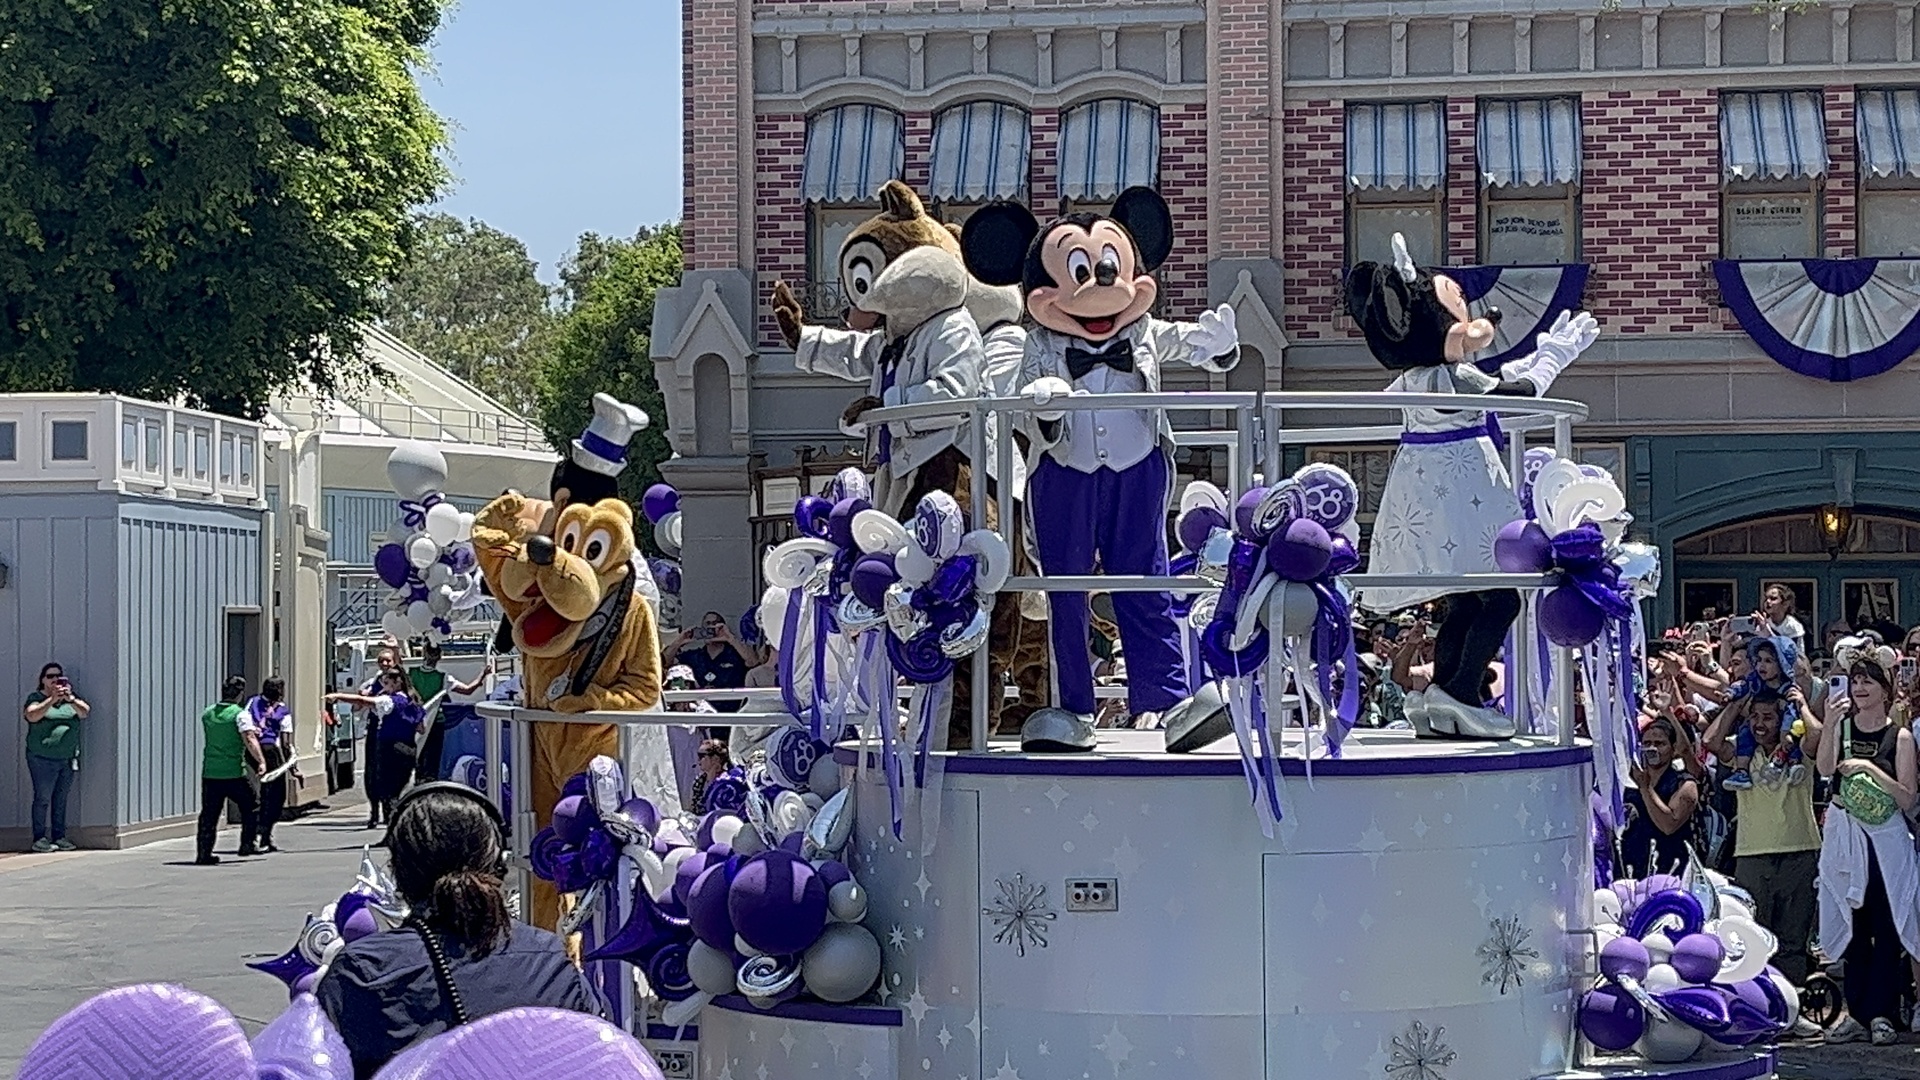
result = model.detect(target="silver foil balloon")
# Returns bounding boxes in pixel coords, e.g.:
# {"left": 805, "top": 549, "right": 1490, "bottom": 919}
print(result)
{"left": 557, "top": 881, "right": 604, "bottom": 938}
{"left": 802, "top": 789, "right": 855, "bottom": 860}
{"left": 1186, "top": 591, "right": 1219, "bottom": 634}
{"left": 737, "top": 954, "right": 804, "bottom": 999}
{"left": 837, "top": 593, "right": 886, "bottom": 634}
{"left": 743, "top": 786, "right": 780, "bottom": 849}
{"left": 1612, "top": 541, "right": 1662, "bottom": 600}
{"left": 297, "top": 916, "right": 342, "bottom": 968}
{"left": 884, "top": 582, "right": 930, "bottom": 641}
{"left": 939, "top": 601, "right": 992, "bottom": 659}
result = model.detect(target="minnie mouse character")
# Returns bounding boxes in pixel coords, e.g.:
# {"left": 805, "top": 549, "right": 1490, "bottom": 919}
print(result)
{"left": 1347, "top": 234, "right": 1599, "bottom": 739}
{"left": 963, "top": 187, "right": 1239, "bottom": 730}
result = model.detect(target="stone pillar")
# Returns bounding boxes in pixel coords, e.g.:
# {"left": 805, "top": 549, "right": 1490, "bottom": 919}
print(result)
{"left": 659, "top": 457, "right": 758, "bottom": 635}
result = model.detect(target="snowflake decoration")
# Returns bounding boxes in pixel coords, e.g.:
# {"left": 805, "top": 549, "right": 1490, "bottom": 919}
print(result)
{"left": 982, "top": 873, "right": 1056, "bottom": 957}
{"left": 1385, "top": 1020, "right": 1456, "bottom": 1080}
{"left": 1475, "top": 914, "right": 1539, "bottom": 995}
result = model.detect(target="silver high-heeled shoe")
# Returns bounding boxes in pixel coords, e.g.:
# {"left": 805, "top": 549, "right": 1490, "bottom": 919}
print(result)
{"left": 1423, "top": 685, "right": 1517, "bottom": 740}
{"left": 1404, "top": 688, "right": 1443, "bottom": 738}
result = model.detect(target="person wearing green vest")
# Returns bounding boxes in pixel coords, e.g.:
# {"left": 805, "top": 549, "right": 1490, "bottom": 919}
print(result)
{"left": 196, "top": 675, "right": 266, "bottom": 866}
{"left": 408, "top": 642, "right": 489, "bottom": 785}
{"left": 23, "top": 662, "right": 90, "bottom": 852}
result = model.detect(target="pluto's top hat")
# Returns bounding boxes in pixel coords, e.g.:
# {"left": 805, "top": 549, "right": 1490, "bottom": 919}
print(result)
{"left": 572, "top": 393, "right": 649, "bottom": 477}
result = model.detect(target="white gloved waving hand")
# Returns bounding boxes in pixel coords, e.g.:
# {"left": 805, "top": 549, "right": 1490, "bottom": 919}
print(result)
{"left": 1184, "top": 303, "right": 1239, "bottom": 365}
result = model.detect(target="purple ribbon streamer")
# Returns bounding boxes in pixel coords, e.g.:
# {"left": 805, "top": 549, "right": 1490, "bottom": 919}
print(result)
{"left": 777, "top": 587, "right": 806, "bottom": 720}
{"left": 397, "top": 493, "right": 444, "bottom": 529}
{"left": 873, "top": 645, "right": 905, "bottom": 840}
{"left": 1248, "top": 678, "right": 1284, "bottom": 823}
{"left": 809, "top": 597, "right": 830, "bottom": 740}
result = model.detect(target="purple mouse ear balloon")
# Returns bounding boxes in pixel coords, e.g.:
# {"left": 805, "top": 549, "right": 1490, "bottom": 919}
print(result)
{"left": 252, "top": 993, "right": 354, "bottom": 1080}
{"left": 373, "top": 1007, "right": 666, "bottom": 1079}
{"left": 20, "top": 984, "right": 255, "bottom": 1080}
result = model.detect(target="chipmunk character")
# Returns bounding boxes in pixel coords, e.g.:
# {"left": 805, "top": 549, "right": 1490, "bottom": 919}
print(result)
{"left": 471, "top": 394, "right": 662, "bottom": 930}
{"left": 960, "top": 187, "right": 1239, "bottom": 732}
{"left": 1346, "top": 234, "right": 1599, "bottom": 739}
{"left": 770, "top": 181, "right": 1049, "bottom": 741}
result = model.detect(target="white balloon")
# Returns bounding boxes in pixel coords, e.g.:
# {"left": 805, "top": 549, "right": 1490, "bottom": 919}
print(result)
{"left": 851, "top": 509, "right": 910, "bottom": 556}
{"left": 660, "top": 847, "right": 698, "bottom": 898}
{"left": 764, "top": 538, "right": 836, "bottom": 591}
{"left": 826, "top": 879, "right": 868, "bottom": 923}
{"left": 425, "top": 502, "right": 463, "bottom": 546}
{"left": 806, "top": 754, "right": 842, "bottom": 799}
{"left": 957, "top": 529, "right": 1012, "bottom": 595}
{"left": 386, "top": 443, "right": 450, "bottom": 501}
{"left": 1179, "top": 481, "right": 1229, "bottom": 516}
{"left": 407, "top": 601, "right": 435, "bottom": 632}
{"left": 1642, "top": 961, "right": 1681, "bottom": 993}
{"left": 454, "top": 512, "right": 474, "bottom": 544}
{"left": 1550, "top": 476, "right": 1625, "bottom": 534}
{"left": 710, "top": 814, "right": 744, "bottom": 849}
{"left": 427, "top": 585, "right": 455, "bottom": 616}
{"left": 382, "top": 611, "right": 412, "bottom": 642}
{"left": 759, "top": 586, "right": 792, "bottom": 652}
{"left": 632, "top": 846, "right": 671, "bottom": 901}
{"left": 1643, "top": 936, "right": 1676, "bottom": 968}
{"left": 654, "top": 512, "right": 684, "bottom": 558}
{"left": 1634, "top": 1012, "right": 1705, "bottom": 1063}
{"left": 1708, "top": 915, "right": 1774, "bottom": 985}
{"left": 1592, "top": 888, "right": 1623, "bottom": 927}
{"left": 1531, "top": 458, "right": 1585, "bottom": 532}
{"left": 1270, "top": 579, "right": 1320, "bottom": 637}
{"left": 425, "top": 562, "right": 452, "bottom": 590}
{"left": 771, "top": 790, "right": 813, "bottom": 837}
{"left": 407, "top": 535, "right": 439, "bottom": 570}
{"left": 893, "top": 544, "right": 936, "bottom": 588}
{"left": 687, "top": 941, "right": 738, "bottom": 996}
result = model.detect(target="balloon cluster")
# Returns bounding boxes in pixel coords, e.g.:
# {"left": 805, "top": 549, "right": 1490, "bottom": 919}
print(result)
{"left": 758, "top": 468, "right": 874, "bottom": 736}
{"left": 20, "top": 988, "right": 663, "bottom": 1080}
{"left": 1494, "top": 451, "right": 1658, "bottom": 648}
{"left": 641, "top": 484, "right": 684, "bottom": 626}
{"left": 1580, "top": 872, "right": 1794, "bottom": 1062}
{"left": 373, "top": 445, "right": 485, "bottom": 645}
{"left": 248, "top": 848, "right": 410, "bottom": 998}
{"left": 1166, "top": 481, "right": 1236, "bottom": 618}
{"left": 543, "top": 735, "right": 880, "bottom": 1022}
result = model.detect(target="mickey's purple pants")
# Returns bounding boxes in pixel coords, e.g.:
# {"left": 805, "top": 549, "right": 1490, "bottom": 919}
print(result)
{"left": 1029, "top": 451, "right": 1187, "bottom": 716}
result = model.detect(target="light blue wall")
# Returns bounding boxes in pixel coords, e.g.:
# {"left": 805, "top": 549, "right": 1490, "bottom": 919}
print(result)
{"left": 115, "top": 500, "right": 263, "bottom": 826}
{"left": 323, "top": 488, "right": 486, "bottom": 567}
{"left": 0, "top": 494, "right": 122, "bottom": 837}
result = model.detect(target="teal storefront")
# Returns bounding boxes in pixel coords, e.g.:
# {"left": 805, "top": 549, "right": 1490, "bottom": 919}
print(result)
{"left": 1629, "top": 432, "right": 1920, "bottom": 643}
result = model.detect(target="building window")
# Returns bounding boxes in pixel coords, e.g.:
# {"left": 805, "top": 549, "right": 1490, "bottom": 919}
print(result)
{"left": 929, "top": 101, "right": 1030, "bottom": 223}
{"left": 1478, "top": 97, "right": 1582, "bottom": 265}
{"left": 238, "top": 436, "right": 256, "bottom": 486}
{"left": 800, "top": 104, "right": 905, "bottom": 321}
{"left": 1346, "top": 101, "right": 1446, "bottom": 267}
{"left": 143, "top": 420, "right": 162, "bottom": 473}
{"left": 1856, "top": 88, "right": 1920, "bottom": 257}
{"left": 219, "top": 433, "right": 235, "bottom": 483}
{"left": 1058, "top": 99, "right": 1160, "bottom": 214}
{"left": 1720, "top": 90, "right": 1827, "bottom": 259}
{"left": 0, "top": 421, "right": 15, "bottom": 462}
{"left": 50, "top": 420, "right": 88, "bottom": 461}
{"left": 193, "top": 428, "right": 211, "bottom": 479}
{"left": 173, "top": 426, "right": 188, "bottom": 477}
{"left": 121, "top": 418, "right": 139, "bottom": 467}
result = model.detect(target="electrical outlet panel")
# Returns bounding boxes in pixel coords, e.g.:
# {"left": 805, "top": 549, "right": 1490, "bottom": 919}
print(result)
{"left": 1065, "top": 877, "right": 1119, "bottom": 912}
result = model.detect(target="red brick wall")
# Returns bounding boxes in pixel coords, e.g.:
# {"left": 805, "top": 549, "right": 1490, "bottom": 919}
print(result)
{"left": 684, "top": 0, "right": 743, "bottom": 271}
{"left": 902, "top": 112, "right": 933, "bottom": 195}
{"left": 1212, "top": 0, "right": 1271, "bottom": 259}
{"left": 1160, "top": 102, "right": 1210, "bottom": 314}
{"left": 1445, "top": 97, "right": 1478, "bottom": 265}
{"left": 1582, "top": 89, "right": 1726, "bottom": 334}
{"left": 1825, "top": 85, "right": 1857, "bottom": 259}
{"left": 755, "top": 113, "right": 807, "bottom": 349}
{"left": 1029, "top": 107, "right": 1060, "bottom": 213}
{"left": 1281, "top": 100, "right": 1349, "bottom": 341}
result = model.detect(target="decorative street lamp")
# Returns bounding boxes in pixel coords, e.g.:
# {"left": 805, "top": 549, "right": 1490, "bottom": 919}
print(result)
{"left": 1817, "top": 503, "right": 1854, "bottom": 557}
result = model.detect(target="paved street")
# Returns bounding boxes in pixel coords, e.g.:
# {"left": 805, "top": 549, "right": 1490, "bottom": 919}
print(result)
{"left": 0, "top": 802, "right": 373, "bottom": 1077}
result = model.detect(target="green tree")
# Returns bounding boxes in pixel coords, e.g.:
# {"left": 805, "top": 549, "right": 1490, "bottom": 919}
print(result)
{"left": 539, "top": 224, "right": 682, "bottom": 508}
{"left": 377, "top": 213, "right": 555, "bottom": 415}
{"left": 0, "top": 0, "right": 449, "bottom": 417}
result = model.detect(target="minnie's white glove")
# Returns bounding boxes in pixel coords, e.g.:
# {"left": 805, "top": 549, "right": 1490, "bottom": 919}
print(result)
{"left": 1184, "top": 303, "right": 1240, "bottom": 368}
{"left": 1022, "top": 376, "right": 1075, "bottom": 423}
{"left": 1500, "top": 310, "right": 1599, "bottom": 395}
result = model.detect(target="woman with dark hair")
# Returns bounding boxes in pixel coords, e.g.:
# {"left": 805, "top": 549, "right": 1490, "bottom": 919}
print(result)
{"left": 22, "top": 661, "right": 89, "bottom": 852}
{"left": 247, "top": 678, "right": 294, "bottom": 852}
{"left": 317, "top": 785, "right": 601, "bottom": 1077}
{"left": 328, "top": 670, "right": 432, "bottom": 831}
{"left": 1810, "top": 654, "right": 1920, "bottom": 1045}
{"left": 1620, "top": 714, "right": 1702, "bottom": 879}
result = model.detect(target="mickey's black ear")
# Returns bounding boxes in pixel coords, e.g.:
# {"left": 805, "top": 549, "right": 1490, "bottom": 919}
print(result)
{"left": 1344, "top": 262, "right": 1413, "bottom": 344}
{"left": 960, "top": 201, "right": 1039, "bottom": 287}
{"left": 1110, "top": 187, "right": 1172, "bottom": 273}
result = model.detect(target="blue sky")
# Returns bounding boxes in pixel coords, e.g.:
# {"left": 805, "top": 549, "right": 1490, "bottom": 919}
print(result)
{"left": 421, "top": 0, "right": 683, "bottom": 282}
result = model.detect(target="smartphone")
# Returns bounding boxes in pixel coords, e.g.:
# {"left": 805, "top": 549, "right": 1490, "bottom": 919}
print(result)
{"left": 1688, "top": 623, "right": 1710, "bottom": 643}
{"left": 53, "top": 677, "right": 70, "bottom": 690}
{"left": 1726, "top": 616, "right": 1757, "bottom": 637}
{"left": 1639, "top": 748, "right": 1663, "bottom": 769}
{"left": 1829, "top": 674, "right": 1850, "bottom": 700}
{"left": 1901, "top": 659, "right": 1917, "bottom": 686}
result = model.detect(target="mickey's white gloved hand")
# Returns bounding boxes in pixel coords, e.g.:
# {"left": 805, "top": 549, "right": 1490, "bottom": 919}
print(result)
{"left": 1184, "top": 303, "right": 1239, "bottom": 366}
{"left": 1022, "top": 376, "right": 1075, "bottom": 423}
{"left": 1500, "top": 310, "right": 1599, "bottom": 395}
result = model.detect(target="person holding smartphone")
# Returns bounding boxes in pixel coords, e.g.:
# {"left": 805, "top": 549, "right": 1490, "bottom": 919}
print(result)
{"left": 22, "top": 663, "right": 90, "bottom": 852}
{"left": 668, "top": 611, "right": 750, "bottom": 714}
{"left": 1620, "top": 715, "right": 1702, "bottom": 879}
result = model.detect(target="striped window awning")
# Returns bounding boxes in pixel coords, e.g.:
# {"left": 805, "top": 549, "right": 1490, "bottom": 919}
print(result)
{"left": 802, "top": 104, "right": 905, "bottom": 204}
{"left": 1857, "top": 89, "right": 1920, "bottom": 181}
{"left": 1477, "top": 98, "right": 1582, "bottom": 188}
{"left": 1058, "top": 99, "right": 1160, "bottom": 201}
{"left": 929, "top": 102, "right": 1031, "bottom": 201}
{"left": 1720, "top": 91, "right": 1829, "bottom": 182}
{"left": 1346, "top": 102, "right": 1446, "bottom": 191}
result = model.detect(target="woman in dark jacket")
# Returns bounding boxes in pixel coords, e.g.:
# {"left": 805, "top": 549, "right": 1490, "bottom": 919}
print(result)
{"left": 316, "top": 784, "right": 601, "bottom": 1078}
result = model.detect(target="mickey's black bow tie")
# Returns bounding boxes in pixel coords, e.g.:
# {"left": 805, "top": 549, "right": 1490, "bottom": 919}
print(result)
{"left": 1065, "top": 339, "right": 1136, "bottom": 381}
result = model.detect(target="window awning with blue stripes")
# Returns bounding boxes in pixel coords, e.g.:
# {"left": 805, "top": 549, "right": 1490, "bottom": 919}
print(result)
{"left": 928, "top": 102, "right": 1031, "bottom": 201}
{"left": 802, "top": 104, "right": 905, "bottom": 204}
{"left": 1477, "top": 98, "right": 1582, "bottom": 188}
{"left": 1346, "top": 102, "right": 1446, "bottom": 191}
{"left": 1857, "top": 89, "right": 1920, "bottom": 181}
{"left": 1058, "top": 99, "right": 1160, "bottom": 201}
{"left": 1720, "top": 91, "right": 1829, "bottom": 182}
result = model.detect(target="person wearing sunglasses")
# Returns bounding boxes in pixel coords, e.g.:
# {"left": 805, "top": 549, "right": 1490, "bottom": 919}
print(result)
{"left": 688, "top": 738, "right": 732, "bottom": 815}
{"left": 22, "top": 662, "right": 90, "bottom": 852}
{"left": 667, "top": 612, "right": 750, "bottom": 714}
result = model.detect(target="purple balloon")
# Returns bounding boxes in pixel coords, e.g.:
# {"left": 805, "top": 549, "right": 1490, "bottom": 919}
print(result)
{"left": 560, "top": 772, "right": 589, "bottom": 802}
{"left": 583, "top": 885, "right": 691, "bottom": 968}
{"left": 372, "top": 1007, "right": 666, "bottom": 1080}
{"left": 1233, "top": 487, "right": 1269, "bottom": 536}
{"left": 813, "top": 859, "right": 853, "bottom": 891}
{"left": 727, "top": 850, "right": 829, "bottom": 956}
{"left": 827, "top": 498, "right": 868, "bottom": 549}
{"left": 252, "top": 992, "right": 354, "bottom": 1080}
{"left": 1540, "top": 584, "right": 1606, "bottom": 647}
{"left": 374, "top": 544, "right": 412, "bottom": 589}
{"left": 621, "top": 797, "right": 661, "bottom": 837}
{"left": 1493, "top": 520, "right": 1554, "bottom": 573}
{"left": 687, "top": 861, "right": 741, "bottom": 951}
{"left": 1266, "top": 518, "right": 1332, "bottom": 582}
{"left": 341, "top": 907, "right": 381, "bottom": 943}
{"left": 778, "top": 831, "right": 807, "bottom": 854}
{"left": 926, "top": 555, "right": 979, "bottom": 605}
{"left": 529, "top": 828, "right": 567, "bottom": 883}
{"left": 673, "top": 849, "right": 716, "bottom": 909}
{"left": 1177, "top": 505, "right": 1229, "bottom": 554}
{"left": 1654, "top": 985, "right": 1732, "bottom": 1034}
{"left": 1578, "top": 986, "right": 1646, "bottom": 1051}
{"left": 793, "top": 495, "right": 834, "bottom": 539}
{"left": 1625, "top": 888, "right": 1706, "bottom": 940}
{"left": 1599, "top": 936, "right": 1651, "bottom": 983}
{"left": 20, "top": 984, "right": 255, "bottom": 1080}
{"left": 642, "top": 484, "right": 680, "bottom": 524}
{"left": 849, "top": 553, "right": 899, "bottom": 610}
{"left": 551, "top": 795, "right": 595, "bottom": 847}
{"left": 1668, "top": 933, "right": 1726, "bottom": 984}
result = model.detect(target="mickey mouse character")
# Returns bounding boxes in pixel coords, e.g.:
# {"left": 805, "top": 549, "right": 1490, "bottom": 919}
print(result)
{"left": 1347, "top": 234, "right": 1598, "bottom": 739}
{"left": 963, "top": 187, "right": 1239, "bottom": 730}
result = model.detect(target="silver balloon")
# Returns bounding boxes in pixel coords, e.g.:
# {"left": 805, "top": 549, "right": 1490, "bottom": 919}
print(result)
{"left": 1186, "top": 591, "right": 1219, "bottom": 634}
{"left": 837, "top": 594, "right": 886, "bottom": 634}
{"left": 938, "top": 602, "right": 992, "bottom": 659}
{"left": 1271, "top": 580, "right": 1320, "bottom": 637}
{"left": 827, "top": 879, "right": 868, "bottom": 923}
{"left": 297, "top": 915, "right": 341, "bottom": 967}
{"left": 1633, "top": 1011, "right": 1705, "bottom": 1063}
{"left": 802, "top": 923, "right": 883, "bottom": 1003}
{"left": 807, "top": 754, "right": 843, "bottom": 798}
{"left": 1612, "top": 541, "right": 1662, "bottom": 600}
{"left": 687, "top": 940, "right": 738, "bottom": 996}
{"left": 883, "top": 583, "right": 929, "bottom": 641}
{"left": 557, "top": 881, "right": 604, "bottom": 938}
{"left": 803, "top": 789, "right": 855, "bottom": 860}
{"left": 737, "top": 954, "right": 803, "bottom": 998}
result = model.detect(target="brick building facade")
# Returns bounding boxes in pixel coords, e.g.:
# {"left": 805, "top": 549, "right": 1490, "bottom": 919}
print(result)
{"left": 654, "top": 0, "right": 1920, "bottom": 635}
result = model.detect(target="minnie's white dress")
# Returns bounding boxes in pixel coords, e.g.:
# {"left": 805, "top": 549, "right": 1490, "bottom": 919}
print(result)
{"left": 1356, "top": 363, "right": 1522, "bottom": 613}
